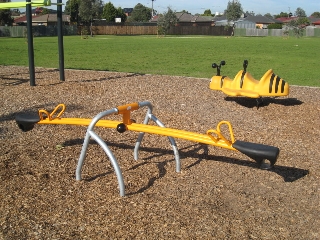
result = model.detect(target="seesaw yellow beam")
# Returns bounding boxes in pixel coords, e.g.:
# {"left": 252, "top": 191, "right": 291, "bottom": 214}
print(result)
{"left": 38, "top": 117, "right": 236, "bottom": 150}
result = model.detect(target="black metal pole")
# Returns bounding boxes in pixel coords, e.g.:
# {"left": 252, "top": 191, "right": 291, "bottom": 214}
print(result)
{"left": 57, "top": 0, "right": 65, "bottom": 81}
{"left": 26, "top": 0, "right": 35, "bottom": 86}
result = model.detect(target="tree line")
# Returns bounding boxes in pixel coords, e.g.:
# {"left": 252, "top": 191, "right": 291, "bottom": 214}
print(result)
{"left": 0, "top": 0, "right": 319, "bottom": 37}
{"left": 64, "top": 1, "right": 153, "bottom": 24}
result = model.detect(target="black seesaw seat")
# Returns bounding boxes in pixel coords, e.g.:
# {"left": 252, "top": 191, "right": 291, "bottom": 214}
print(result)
{"left": 232, "top": 140, "right": 279, "bottom": 169}
{"left": 15, "top": 112, "right": 40, "bottom": 132}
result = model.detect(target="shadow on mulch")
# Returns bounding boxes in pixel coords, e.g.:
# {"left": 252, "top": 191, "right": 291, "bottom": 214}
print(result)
{"left": 1, "top": 77, "right": 30, "bottom": 86}
{"left": 0, "top": 68, "right": 61, "bottom": 86}
{"left": 1, "top": 70, "right": 144, "bottom": 86}
{"left": 225, "top": 97, "right": 303, "bottom": 109}
{"left": 63, "top": 138, "right": 309, "bottom": 195}
{"left": 71, "top": 72, "right": 144, "bottom": 83}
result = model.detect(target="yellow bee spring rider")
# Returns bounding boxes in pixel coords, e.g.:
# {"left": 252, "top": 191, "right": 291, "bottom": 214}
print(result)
{"left": 209, "top": 60, "right": 289, "bottom": 107}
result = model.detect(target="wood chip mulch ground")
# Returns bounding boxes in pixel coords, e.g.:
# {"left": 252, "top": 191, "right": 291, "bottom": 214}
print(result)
{"left": 0, "top": 66, "right": 319, "bottom": 239}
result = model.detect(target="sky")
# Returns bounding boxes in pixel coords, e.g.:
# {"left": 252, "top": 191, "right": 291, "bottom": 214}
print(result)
{"left": 116, "top": 0, "right": 319, "bottom": 16}
{"left": 10, "top": 0, "right": 320, "bottom": 17}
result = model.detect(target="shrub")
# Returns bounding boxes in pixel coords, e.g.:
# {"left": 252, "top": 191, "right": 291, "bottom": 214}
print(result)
{"left": 267, "top": 23, "right": 282, "bottom": 29}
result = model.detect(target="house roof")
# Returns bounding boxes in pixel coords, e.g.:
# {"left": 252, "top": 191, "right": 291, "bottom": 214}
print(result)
{"left": 14, "top": 14, "right": 70, "bottom": 23}
{"left": 192, "top": 15, "right": 215, "bottom": 22}
{"left": 276, "top": 17, "right": 298, "bottom": 23}
{"left": 308, "top": 17, "right": 320, "bottom": 24}
{"left": 32, "top": 14, "right": 70, "bottom": 22}
{"left": 14, "top": 15, "right": 38, "bottom": 23}
{"left": 123, "top": 8, "right": 133, "bottom": 13}
{"left": 150, "top": 15, "right": 158, "bottom": 22}
{"left": 213, "top": 15, "right": 227, "bottom": 21}
{"left": 177, "top": 12, "right": 193, "bottom": 22}
{"left": 276, "top": 17, "right": 320, "bottom": 24}
{"left": 314, "top": 20, "right": 320, "bottom": 25}
{"left": 245, "top": 15, "right": 280, "bottom": 24}
{"left": 157, "top": 12, "right": 215, "bottom": 23}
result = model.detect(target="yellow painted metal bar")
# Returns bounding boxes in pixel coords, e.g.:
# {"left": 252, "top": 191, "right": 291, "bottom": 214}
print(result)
{"left": 38, "top": 117, "right": 236, "bottom": 150}
{"left": 38, "top": 103, "right": 66, "bottom": 121}
{"left": 116, "top": 102, "right": 139, "bottom": 124}
{"left": 38, "top": 118, "right": 121, "bottom": 128}
{"left": 35, "top": 103, "right": 236, "bottom": 150}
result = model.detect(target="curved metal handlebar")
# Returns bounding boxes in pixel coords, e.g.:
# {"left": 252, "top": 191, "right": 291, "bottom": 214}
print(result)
{"left": 38, "top": 103, "right": 66, "bottom": 121}
{"left": 206, "top": 121, "right": 235, "bottom": 147}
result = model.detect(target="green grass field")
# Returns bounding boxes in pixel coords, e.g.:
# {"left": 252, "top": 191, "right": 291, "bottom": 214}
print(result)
{"left": 0, "top": 35, "right": 319, "bottom": 87}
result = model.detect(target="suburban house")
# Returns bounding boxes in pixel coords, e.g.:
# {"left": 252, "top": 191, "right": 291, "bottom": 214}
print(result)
{"left": 123, "top": 8, "right": 133, "bottom": 17}
{"left": 151, "top": 12, "right": 320, "bottom": 29}
{"left": 244, "top": 15, "right": 282, "bottom": 28}
{"left": 151, "top": 12, "right": 281, "bottom": 28}
{"left": 151, "top": 12, "right": 215, "bottom": 26}
{"left": 276, "top": 17, "right": 320, "bottom": 27}
{"left": 14, "top": 14, "right": 70, "bottom": 26}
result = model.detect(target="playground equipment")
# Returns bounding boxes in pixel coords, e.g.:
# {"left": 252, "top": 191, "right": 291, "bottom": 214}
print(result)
{"left": 210, "top": 60, "right": 289, "bottom": 106}
{"left": 0, "top": 0, "right": 52, "bottom": 8}
{"left": 15, "top": 101, "right": 280, "bottom": 196}
{"left": 0, "top": 0, "right": 65, "bottom": 86}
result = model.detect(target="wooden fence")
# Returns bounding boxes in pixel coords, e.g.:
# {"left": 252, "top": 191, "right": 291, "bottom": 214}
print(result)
{"left": 1, "top": 25, "right": 320, "bottom": 37}
{"left": 91, "top": 26, "right": 158, "bottom": 35}
{"left": 168, "top": 26, "right": 232, "bottom": 35}
{"left": 89, "top": 25, "right": 232, "bottom": 36}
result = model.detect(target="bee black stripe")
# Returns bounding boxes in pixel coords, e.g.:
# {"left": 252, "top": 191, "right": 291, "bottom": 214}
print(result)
{"left": 240, "top": 71, "right": 246, "bottom": 88}
{"left": 275, "top": 76, "right": 281, "bottom": 93}
{"left": 281, "top": 79, "right": 286, "bottom": 93}
{"left": 221, "top": 76, "right": 227, "bottom": 88}
{"left": 269, "top": 74, "right": 275, "bottom": 93}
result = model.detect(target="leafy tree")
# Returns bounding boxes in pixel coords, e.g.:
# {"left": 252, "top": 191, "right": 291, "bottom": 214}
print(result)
{"left": 130, "top": 3, "right": 152, "bottom": 22}
{"left": 225, "top": 0, "right": 243, "bottom": 22}
{"left": 245, "top": 11, "right": 255, "bottom": 16}
{"left": 295, "top": 7, "right": 306, "bottom": 17}
{"left": 79, "top": 0, "right": 92, "bottom": 23}
{"left": 79, "top": 0, "right": 103, "bottom": 36}
{"left": 103, "top": 3, "right": 126, "bottom": 22}
{"left": 41, "top": 8, "right": 50, "bottom": 15}
{"left": 79, "top": 0, "right": 103, "bottom": 24}
{"left": 202, "top": 9, "right": 213, "bottom": 16}
{"left": 0, "top": 0, "right": 14, "bottom": 26}
{"left": 267, "top": 23, "right": 282, "bottom": 29}
{"left": 92, "top": 0, "right": 103, "bottom": 19}
{"left": 157, "top": 7, "right": 178, "bottom": 36}
{"left": 116, "top": 7, "right": 127, "bottom": 23}
{"left": 264, "top": 13, "right": 273, "bottom": 19}
{"left": 11, "top": 9, "right": 21, "bottom": 16}
{"left": 102, "top": 2, "right": 118, "bottom": 22}
{"left": 224, "top": 0, "right": 242, "bottom": 36}
{"left": 286, "top": 17, "right": 310, "bottom": 38}
{"left": 65, "top": 0, "right": 80, "bottom": 23}
{"left": 274, "top": 12, "right": 289, "bottom": 19}
{"left": 311, "top": 12, "right": 320, "bottom": 18}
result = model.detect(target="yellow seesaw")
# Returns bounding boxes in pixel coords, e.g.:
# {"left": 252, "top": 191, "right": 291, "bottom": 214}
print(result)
{"left": 15, "top": 101, "right": 280, "bottom": 196}
{"left": 209, "top": 60, "right": 289, "bottom": 107}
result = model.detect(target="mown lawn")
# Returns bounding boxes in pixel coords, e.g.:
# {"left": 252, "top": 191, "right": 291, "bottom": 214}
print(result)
{"left": 0, "top": 35, "right": 319, "bottom": 87}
